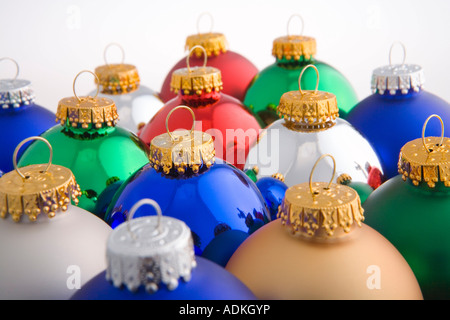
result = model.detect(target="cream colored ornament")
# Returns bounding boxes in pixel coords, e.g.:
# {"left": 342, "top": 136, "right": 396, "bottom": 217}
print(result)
{"left": 226, "top": 154, "right": 423, "bottom": 300}
{"left": 0, "top": 137, "right": 112, "bottom": 300}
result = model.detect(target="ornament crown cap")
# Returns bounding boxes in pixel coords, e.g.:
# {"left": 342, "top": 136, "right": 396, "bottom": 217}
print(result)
{"left": 277, "top": 65, "right": 339, "bottom": 131}
{"left": 398, "top": 114, "right": 450, "bottom": 188}
{"left": 56, "top": 70, "right": 119, "bottom": 129}
{"left": 0, "top": 137, "right": 81, "bottom": 223}
{"left": 0, "top": 58, "right": 36, "bottom": 109}
{"left": 278, "top": 154, "right": 364, "bottom": 239}
{"left": 371, "top": 42, "right": 425, "bottom": 95}
{"left": 106, "top": 198, "right": 196, "bottom": 294}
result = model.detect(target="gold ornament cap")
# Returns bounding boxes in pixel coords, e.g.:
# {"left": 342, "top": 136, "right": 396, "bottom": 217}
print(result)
{"left": 149, "top": 106, "right": 216, "bottom": 175}
{"left": 170, "top": 45, "right": 223, "bottom": 95}
{"left": 272, "top": 15, "right": 316, "bottom": 61}
{"left": 278, "top": 154, "right": 364, "bottom": 239}
{"left": 277, "top": 65, "right": 339, "bottom": 131}
{"left": 398, "top": 114, "right": 450, "bottom": 188}
{"left": 94, "top": 43, "right": 140, "bottom": 95}
{"left": 0, "top": 137, "right": 82, "bottom": 223}
{"left": 56, "top": 70, "right": 119, "bottom": 129}
{"left": 186, "top": 33, "right": 227, "bottom": 57}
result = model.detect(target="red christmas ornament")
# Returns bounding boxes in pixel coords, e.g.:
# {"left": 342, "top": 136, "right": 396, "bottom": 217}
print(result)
{"left": 159, "top": 14, "right": 258, "bottom": 103}
{"left": 139, "top": 46, "right": 261, "bottom": 170}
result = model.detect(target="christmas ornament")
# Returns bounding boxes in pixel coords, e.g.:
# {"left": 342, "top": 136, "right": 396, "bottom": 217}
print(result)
{"left": 105, "top": 106, "right": 270, "bottom": 267}
{"left": 139, "top": 46, "right": 261, "bottom": 170}
{"left": 91, "top": 43, "right": 164, "bottom": 133}
{"left": 0, "top": 137, "right": 111, "bottom": 300}
{"left": 18, "top": 70, "right": 150, "bottom": 217}
{"left": 226, "top": 154, "right": 423, "bottom": 300}
{"left": 245, "top": 65, "right": 383, "bottom": 193}
{"left": 0, "top": 57, "right": 55, "bottom": 173}
{"left": 255, "top": 173, "right": 288, "bottom": 221}
{"left": 346, "top": 42, "right": 450, "bottom": 179}
{"left": 159, "top": 12, "right": 258, "bottom": 103}
{"left": 244, "top": 15, "right": 358, "bottom": 127}
{"left": 363, "top": 114, "right": 450, "bottom": 300}
{"left": 71, "top": 199, "right": 256, "bottom": 300}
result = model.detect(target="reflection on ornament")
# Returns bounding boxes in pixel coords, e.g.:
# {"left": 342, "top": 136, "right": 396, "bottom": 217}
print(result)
{"left": 71, "top": 198, "right": 256, "bottom": 300}
{"left": 346, "top": 42, "right": 450, "bottom": 180}
{"left": 226, "top": 154, "right": 423, "bottom": 300}
{"left": 91, "top": 43, "right": 164, "bottom": 133}
{"left": 0, "top": 57, "right": 55, "bottom": 173}
{"left": 17, "top": 70, "right": 149, "bottom": 216}
{"left": 245, "top": 65, "right": 382, "bottom": 191}
{"left": 105, "top": 106, "right": 269, "bottom": 266}
{"left": 139, "top": 45, "right": 261, "bottom": 170}
{"left": 363, "top": 115, "right": 450, "bottom": 300}
{"left": 244, "top": 15, "right": 358, "bottom": 127}
{"left": 159, "top": 13, "right": 258, "bottom": 103}
{"left": 255, "top": 174, "right": 288, "bottom": 221}
{"left": 0, "top": 137, "right": 111, "bottom": 299}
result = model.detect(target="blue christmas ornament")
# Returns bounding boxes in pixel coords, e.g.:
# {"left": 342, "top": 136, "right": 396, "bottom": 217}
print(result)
{"left": 346, "top": 43, "right": 450, "bottom": 179}
{"left": 255, "top": 174, "right": 288, "bottom": 221}
{"left": 105, "top": 106, "right": 270, "bottom": 264}
{"left": 71, "top": 199, "right": 257, "bottom": 300}
{"left": 0, "top": 58, "right": 55, "bottom": 173}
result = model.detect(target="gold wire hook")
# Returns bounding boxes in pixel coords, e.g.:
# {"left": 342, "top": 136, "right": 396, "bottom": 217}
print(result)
{"left": 127, "top": 198, "right": 163, "bottom": 241}
{"left": 287, "top": 14, "right": 304, "bottom": 37}
{"left": 422, "top": 114, "right": 445, "bottom": 154}
{"left": 186, "top": 45, "right": 208, "bottom": 73}
{"left": 389, "top": 41, "right": 407, "bottom": 66}
{"left": 12, "top": 136, "right": 53, "bottom": 179}
{"left": 165, "top": 105, "right": 196, "bottom": 142}
{"left": 0, "top": 57, "right": 20, "bottom": 82}
{"left": 298, "top": 64, "right": 319, "bottom": 95}
{"left": 73, "top": 70, "right": 100, "bottom": 102}
{"left": 103, "top": 43, "right": 125, "bottom": 66}
{"left": 309, "top": 154, "right": 336, "bottom": 195}
{"left": 196, "top": 12, "right": 214, "bottom": 34}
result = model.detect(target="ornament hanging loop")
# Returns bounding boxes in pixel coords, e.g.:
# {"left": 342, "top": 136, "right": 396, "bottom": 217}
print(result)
{"left": 186, "top": 45, "right": 208, "bottom": 73}
{"left": 13, "top": 136, "right": 53, "bottom": 180}
{"left": 165, "top": 105, "right": 196, "bottom": 141}
{"left": 73, "top": 70, "right": 100, "bottom": 102}
{"left": 127, "top": 198, "right": 163, "bottom": 241}
{"left": 103, "top": 43, "right": 126, "bottom": 66}
{"left": 196, "top": 12, "right": 214, "bottom": 34}
{"left": 0, "top": 57, "right": 20, "bottom": 82}
{"left": 389, "top": 41, "right": 407, "bottom": 66}
{"left": 299, "top": 64, "right": 319, "bottom": 95}
{"left": 422, "top": 114, "right": 445, "bottom": 154}
{"left": 287, "top": 14, "right": 304, "bottom": 37}
{"left": 309, "top": 154, "right": 336, "bottom": 195}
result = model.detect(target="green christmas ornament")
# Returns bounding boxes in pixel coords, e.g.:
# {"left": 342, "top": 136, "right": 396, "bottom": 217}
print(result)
{"left": 244, "top": 15, "right": 358, "bottom": 127}
{"left": 337, "top": 173, "right": 374, "bottom": 204}
{"left": 18, "top": 71, "right": 149, "bottom": 217}
{"left": 363, "top": 114, "right": 450, "bottom": 300}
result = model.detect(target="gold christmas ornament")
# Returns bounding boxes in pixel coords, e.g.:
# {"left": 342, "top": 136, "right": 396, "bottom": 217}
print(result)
{"left": 148, "top": 106, "right": 215, "bottom": 175}
{"left": 56, "top": 70, "right": 119, "bottom": 129}
{"left": 226, "top": 154, "right": 423, "bottom": 300}
{"left": 170, "top": 45, "right": 223, "bottom": 96}
{"left": 0, "top": 137, "right": 81, "bottom": 222}
{"left": 398, "top": 114, "right": 450, "bottom": 188}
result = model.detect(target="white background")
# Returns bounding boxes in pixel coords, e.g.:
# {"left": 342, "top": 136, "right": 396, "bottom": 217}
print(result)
{"left": 1, "top": 0, "right": 449, "bottom": 112}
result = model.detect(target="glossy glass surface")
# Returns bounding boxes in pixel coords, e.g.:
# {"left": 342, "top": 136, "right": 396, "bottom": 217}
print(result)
{"left": 245, "top": 118, "right": 383, "bottom": 189}
{"left": 346, "top": 90, "right": 450, "bottom": 179}
{"left": 104, "top": 158, "right": 270, "bottom": 259}
{"left": 0, "top": 104, "right": 55, "bottom": 173}
{"left": 159, "top": 51, "right": 258, "bottom": 103}
{"left": 91, "top": 85, "right": 164, "bottom": 133}
{"left": 138, "top": 92, "right": 261, "bottom": 170}
{"left": 244, "top": 59, "right": 358, "bottom": 127}
{"left": 363, "top": 176, "right": 450, "bottom": 300}
{"left": 17, "top": 124, "right": 150, "bottom": 216}
{"left": 70, "top": 256, "right": 257, "bottom": 300}
{"left": 255, "top": 177, "right": 288, "bottom": 221}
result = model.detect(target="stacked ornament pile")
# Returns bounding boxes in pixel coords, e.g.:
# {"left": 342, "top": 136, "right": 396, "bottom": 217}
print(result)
{"left": 1, "top": 11, "right": 449, "bottom": 301}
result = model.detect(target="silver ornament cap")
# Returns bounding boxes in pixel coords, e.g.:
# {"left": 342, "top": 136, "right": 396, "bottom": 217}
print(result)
{"left": 105, "top": 199, "right": 197, "bottom": 294}
{"left": 371, "top": 42, "right": 425, "bottom": 95}
{"left": 0, "top": 58, "right": 35, "bottom": 109}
